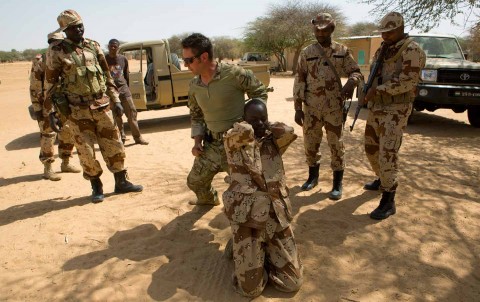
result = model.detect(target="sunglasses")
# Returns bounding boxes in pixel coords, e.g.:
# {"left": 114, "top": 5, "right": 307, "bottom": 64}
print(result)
{"left": 183, "top": 55, "right": 200, "bottom": 64}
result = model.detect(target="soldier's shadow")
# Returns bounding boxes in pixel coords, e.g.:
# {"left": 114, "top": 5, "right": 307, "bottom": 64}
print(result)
{"left": 62, "top": 206, "right": 244, "bottom": 301}
{"left": 294, "top": 190, "right": 380, "bottom": 247}
{"left": 4, "top": 132, "right": 40, "bottom": 151}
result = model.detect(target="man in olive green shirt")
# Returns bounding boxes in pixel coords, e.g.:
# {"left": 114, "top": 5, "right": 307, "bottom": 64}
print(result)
{"left": 182, "top": 33, "right": 268, "bottom": 206}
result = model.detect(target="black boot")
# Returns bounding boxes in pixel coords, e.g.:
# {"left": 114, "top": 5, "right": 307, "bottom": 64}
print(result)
{"left": 328, "top": 170, "right": 343, "bottom": 200}
{"left": 370, "top": 191, "right": 396, "bottom": 220}
{"left": 364, "top": 178, "right": 381, "bottom": 190}
{"left": 114, "top": 170, "right": 143, "bottom": 193}
{"left": 301, "top": 164, "right": 320, "bottom": 191}
{"left": 90, "top": 178, "right": 104, "bottom": 203}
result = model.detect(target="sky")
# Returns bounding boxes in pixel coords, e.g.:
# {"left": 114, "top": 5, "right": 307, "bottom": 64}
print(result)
{"left": 0, "top": 0, "right": 477, "bottom": 51}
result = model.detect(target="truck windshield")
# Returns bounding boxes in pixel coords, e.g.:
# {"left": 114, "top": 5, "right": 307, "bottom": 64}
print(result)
{"left": 411, "top": 36, "right": 464, "bottom": 59}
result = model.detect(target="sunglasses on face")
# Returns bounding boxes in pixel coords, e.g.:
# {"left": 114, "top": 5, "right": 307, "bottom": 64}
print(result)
{"left": 183, "top": 55, "right": 200, "bottom": 64}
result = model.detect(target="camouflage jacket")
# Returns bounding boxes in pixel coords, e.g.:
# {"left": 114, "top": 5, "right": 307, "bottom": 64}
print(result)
{"left": 222, "top": 121, "right": 297, "bottom": 233}
{"left": 44, "top": 38, "right": 120, "bottom": 113}
{"left": 29, "top": 55, "right": 46, "bottom": 112}
{"left": 293, "top": 41, "right": 363, "bottom": 112}
{"left": 188, "top": 63, "right": 267, "bottom": 138}
{"left": 369, "top": 35, "right": 426, "bottom": 108}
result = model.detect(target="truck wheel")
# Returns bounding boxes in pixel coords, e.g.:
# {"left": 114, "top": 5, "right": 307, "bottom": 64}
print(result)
{"left": 467, "top": 107, "right": 480, "bottom": 128}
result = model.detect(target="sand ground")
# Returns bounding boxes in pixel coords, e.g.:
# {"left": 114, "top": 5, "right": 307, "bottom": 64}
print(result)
{"left": 0, "top": 61, "right": 479, "bottom": 301}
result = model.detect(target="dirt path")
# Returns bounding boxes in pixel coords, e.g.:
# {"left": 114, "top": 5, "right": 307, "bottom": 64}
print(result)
{"left": 1, "top": 62, "right": 479, "bottom": 301}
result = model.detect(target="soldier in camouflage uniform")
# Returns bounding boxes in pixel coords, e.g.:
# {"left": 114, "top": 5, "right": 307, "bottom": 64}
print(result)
{"left": 44, "top": 10, "right": 143, "bottom": 203}
{"left": 293, "top": 13, "right": 363, "bottom": 200}
{"left": 223, "top": 99, "right": 303, "bottom": 297}
{"left": 363, "top": 12, "right": 426, "bottom": 219}
{"left": 29, "top": 31, "right": 81, "bottom": 181}
{"left": 182, "top": 33, "right": 267, "bottom": 206}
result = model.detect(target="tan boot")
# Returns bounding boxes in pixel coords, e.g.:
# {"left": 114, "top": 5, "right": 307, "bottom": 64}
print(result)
{"left": 43, "top": 162, "right": 61, "bottom": 181}
{"left": 134, "top": 137, "right": 149, "bottom": 145}
{"left": 61, "top": 158, "right": 81, "bottom": 173}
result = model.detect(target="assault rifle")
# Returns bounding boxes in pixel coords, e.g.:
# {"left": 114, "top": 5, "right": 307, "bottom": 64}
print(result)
{"left": 349, "top": 45, "right": 387, "bottom": 131}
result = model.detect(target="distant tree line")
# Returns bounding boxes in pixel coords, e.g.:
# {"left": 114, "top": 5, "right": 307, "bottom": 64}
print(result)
{"left": 0, "top": 48, "right": 47, "bottom": 63}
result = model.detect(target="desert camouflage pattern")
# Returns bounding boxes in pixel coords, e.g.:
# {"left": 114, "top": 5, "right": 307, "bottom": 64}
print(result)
{"left": 56, "top": 9, "right": 83, "bottom": 31}
{"left": 30, "top": 56, "right": 75, "bottom": 163}
{"left": 44, "top": 38, "right": 120, "bottom": 114}
{"left": 375, "top": 11, "right": 404, "bottom": 33}
{"left": 365, "top": 35, "right": 426, "bottom": 192}
{"left": 303, "top": 106, "right": 345, "bottom": 168}
{"left": 293, "top": 41, "right": 362, "bottom": 167}
{"left": 68, "top": 105, "right": 125, "bottom": 180}
{"left": 187, "top": 139, "right": 229, "bottom": 204}
{"left": 223, "top": 122, "right": 303, "bottom": 297}
{"left": 43, "top": 37, "right": 125, "bottom": 180}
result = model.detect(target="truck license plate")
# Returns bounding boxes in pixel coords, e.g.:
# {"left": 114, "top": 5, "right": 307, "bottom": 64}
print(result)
{"left": 453, "top": 91, "right": 480, "bottom": 97}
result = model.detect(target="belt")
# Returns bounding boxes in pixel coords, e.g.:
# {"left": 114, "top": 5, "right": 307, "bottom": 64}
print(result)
{"left": 210, "top": 131, "right": 225, "bottom": 141}
{"left": 67, "top": 93, "right": 104, "bottom": 105}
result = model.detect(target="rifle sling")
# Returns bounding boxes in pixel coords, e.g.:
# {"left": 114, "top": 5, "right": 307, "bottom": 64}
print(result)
{"left": 315, "top": 43, "right": 343, "bottom": 93}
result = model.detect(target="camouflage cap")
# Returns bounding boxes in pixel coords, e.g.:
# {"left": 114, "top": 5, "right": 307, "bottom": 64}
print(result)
{"left": 311, "top": 13, "right": 336, "bottom": 30}
{"left": 56, "top": 9, "right": 83, "bottom": 31}
{"left": 47, "top": 30, "right": 64, "bottom": 42}
{"left": 374, "top": 12, "right": 404, "bottom": 33}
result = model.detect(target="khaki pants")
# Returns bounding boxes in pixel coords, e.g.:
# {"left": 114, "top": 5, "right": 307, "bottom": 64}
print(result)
{"left": 231, "top": 218, "right": 303, "bottom": 297}
{"left": 115, "top": 96, "right": 142, "bottom": 141}
{"left": 364, "top": 102, "right": 411, "bottom": 192}
{"left": 303, "top": 105, "right": 345, "bottom": 170}
{"left": 37, "top": 115, "right": 75, "bottom": 163}
{"left": 68, "top": 105, "right": 125, "bottom": 180}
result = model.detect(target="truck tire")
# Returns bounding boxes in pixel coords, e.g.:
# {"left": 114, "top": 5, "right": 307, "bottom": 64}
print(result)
{"left": 467, "top": 107, "right": 480, "bottom": 128}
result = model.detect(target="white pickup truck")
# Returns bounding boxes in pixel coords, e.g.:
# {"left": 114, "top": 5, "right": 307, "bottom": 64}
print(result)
{"left": 118, "top": 40, "right": 271, "bottom": 112}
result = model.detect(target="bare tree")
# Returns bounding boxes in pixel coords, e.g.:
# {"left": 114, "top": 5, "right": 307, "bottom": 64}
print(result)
{"left": 243, "top": 1, "right": 346, "bottom": 73}
{"left": 359, "top": 0, "right": 480, "bottom": 32}
{"left": 347, "top": 21, "right": 378, "bottom": 36}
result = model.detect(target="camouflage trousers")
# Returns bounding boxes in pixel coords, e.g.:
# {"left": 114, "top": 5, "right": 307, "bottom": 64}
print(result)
{"left": 303, "top": 105, "right": 345, "bottom": 170}
{"left": 230, "top": 214, "right": 303, "bottom": 297}
{"left": 37, "top": 115, "right": 75, "bottom": 164}
{"left": 364, "top": 102, "right": 411, "bottom": 192}
{"left": 187, "top": 139, "right": 229, "bottom": 204}
{"left": 68, "top": 105, "right": 125, "bottom": 180}
{"left": 114, "top": 96, "right": 142, "bottom": 140}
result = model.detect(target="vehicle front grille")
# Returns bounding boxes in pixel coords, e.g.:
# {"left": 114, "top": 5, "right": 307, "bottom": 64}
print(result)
{"left": 437, "top": 69, "right": 480, "bottom": 84}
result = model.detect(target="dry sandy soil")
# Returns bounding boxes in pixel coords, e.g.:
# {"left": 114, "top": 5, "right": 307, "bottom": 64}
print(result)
{"left": 0, "top": 61, "right": 479, "bottom": 302}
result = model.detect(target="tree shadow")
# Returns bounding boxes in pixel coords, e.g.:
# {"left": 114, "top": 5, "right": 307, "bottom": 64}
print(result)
{"left": 62, "top": 206, "right": 247, "bottom": 301}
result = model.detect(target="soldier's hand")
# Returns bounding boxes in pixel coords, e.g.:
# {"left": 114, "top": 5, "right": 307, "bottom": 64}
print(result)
{"left": 294, "top": 110, "right": 304, "bottom": 127}
{"left": 114, "top": 102, "right": 124, "bottom": 117}
{"left": 192, "top": 141, "right": 204, "bottom": 157}
{"left": 34, "top": 110, "right": 44, "bottom": 121}
{"left": 49, "top": 112, "right": 63, "bottom": 133}
{"left": 364, "top": 87, "right": 377, "bottom": 103}
{"left": 341, "top": 79, "right": 355, "bottom": 100}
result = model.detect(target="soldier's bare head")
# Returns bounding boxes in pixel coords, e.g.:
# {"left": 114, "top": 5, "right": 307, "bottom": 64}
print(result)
{"left": 244, "top": 99, "right": 269, "bottom": 138}
{"left": 312, "top": 13, "right": 335, "bottom": 46}
{"left": 181, "top": 33, "right": 214, "bottom": 74}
